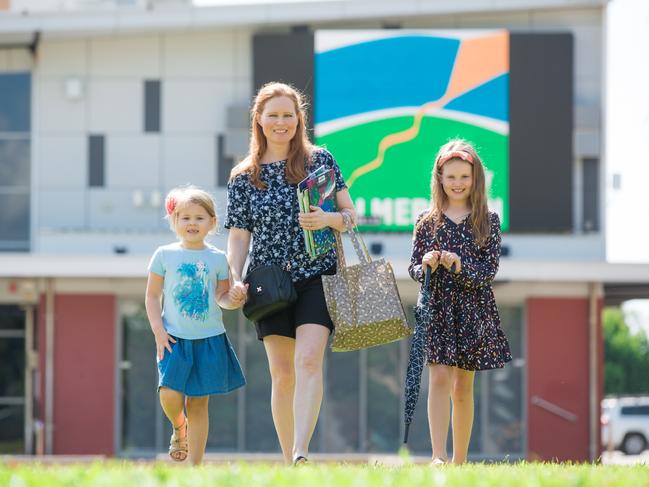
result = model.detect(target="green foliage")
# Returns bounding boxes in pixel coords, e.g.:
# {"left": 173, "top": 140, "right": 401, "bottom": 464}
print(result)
{"left": 1, "top": 462, "right": 649, "bottom": 487}
{"left": 603, "top": 307, "right": 649, "bottom": 394}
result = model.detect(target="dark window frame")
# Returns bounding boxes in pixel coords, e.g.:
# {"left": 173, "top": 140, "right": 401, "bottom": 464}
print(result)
{"left": 143, "top": 80, "right": 161, "bottom": 133}
{"left": 88, "top": 134, "right": 105, "bottom": 188}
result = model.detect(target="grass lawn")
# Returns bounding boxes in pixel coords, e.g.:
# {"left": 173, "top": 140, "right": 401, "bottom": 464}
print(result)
{"left": 1, "top": 461, "right": 649, "bottom": 487}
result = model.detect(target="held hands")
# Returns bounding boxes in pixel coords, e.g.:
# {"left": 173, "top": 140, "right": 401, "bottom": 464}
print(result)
{"left": 154, "top": 328, "right": 176, "bottom": 361}
{"left": 299, "top": 205, "right": 329, "bottom": 231}
{"left": 228, "top": 280, "right": 249, "bottom": 309}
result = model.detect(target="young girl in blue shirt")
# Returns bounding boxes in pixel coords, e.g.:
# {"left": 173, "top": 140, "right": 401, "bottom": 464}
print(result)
{"left": 145, "top": 185, "right": 246, "bottom": 465}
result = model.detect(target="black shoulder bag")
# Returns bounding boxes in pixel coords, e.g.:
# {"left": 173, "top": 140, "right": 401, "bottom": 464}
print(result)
{"left": 242, "top": 263, "right": 297, "bottom": 322}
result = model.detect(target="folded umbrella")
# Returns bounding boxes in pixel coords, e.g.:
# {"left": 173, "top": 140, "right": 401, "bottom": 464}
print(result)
{"left": 402, "top": 263, "right": 454, "bottom": 444}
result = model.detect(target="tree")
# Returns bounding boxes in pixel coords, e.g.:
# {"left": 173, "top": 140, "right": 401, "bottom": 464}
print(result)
{"left": 603, "top": 307, "right": 649, "bottom": 394}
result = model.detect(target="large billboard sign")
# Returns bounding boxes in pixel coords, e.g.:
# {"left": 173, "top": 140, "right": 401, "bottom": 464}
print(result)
{"left": 314, "top": 30, "right": 509, "bottom": 232}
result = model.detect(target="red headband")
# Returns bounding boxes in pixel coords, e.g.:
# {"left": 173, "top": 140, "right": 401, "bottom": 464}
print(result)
{"left": 437, "top": 150, "right": 474, "bottom": 167}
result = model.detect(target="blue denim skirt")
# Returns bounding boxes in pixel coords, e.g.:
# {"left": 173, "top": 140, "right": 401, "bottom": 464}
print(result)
{"left": 157, "top": 332, "right": 245, "bottom": 397}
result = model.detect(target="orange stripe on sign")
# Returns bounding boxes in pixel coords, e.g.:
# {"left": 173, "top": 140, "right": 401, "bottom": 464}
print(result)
{"left": 443, "top": 30, "right": 509, "bottom": 102}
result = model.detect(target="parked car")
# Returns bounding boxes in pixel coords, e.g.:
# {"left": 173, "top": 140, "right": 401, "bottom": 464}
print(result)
{"left": 601, "top": 396, "right": 649, "bottom": 455}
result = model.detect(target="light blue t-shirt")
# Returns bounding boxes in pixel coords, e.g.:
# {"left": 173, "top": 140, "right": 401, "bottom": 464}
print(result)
{"left": 148, "top": 242, "right": 229, "bottom": 340}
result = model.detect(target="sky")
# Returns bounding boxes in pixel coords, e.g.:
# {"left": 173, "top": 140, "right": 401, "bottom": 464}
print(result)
{"left": 622, "top": 300, "right": 649, "bottom": 337}
{"left": 605, "top": 0, "right": 649, "bottom": 263}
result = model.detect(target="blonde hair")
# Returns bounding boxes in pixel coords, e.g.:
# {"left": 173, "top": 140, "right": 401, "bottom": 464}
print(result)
{"left": 164, "top": 185, "right": 218, "bottom": 235}
{"left": 417, "top": 139, "right": 491, "bottom": 246}
{"left": 230, "top": 82, "right": 313, "bottom": 189}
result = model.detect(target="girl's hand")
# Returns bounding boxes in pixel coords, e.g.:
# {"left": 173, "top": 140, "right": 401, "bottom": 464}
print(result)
{"left": 229, "top": 281, "right": 249, "bottom": 308}
{"left": 154, "top": 329, "right": 176, "bottom": 361}
{"left": 422, "top": 251, "right": 441, "bottom": 273}
{"left": 440, "top": 251, "right": 462, "bottom": 273}
{"left": 299, "top": 206, "right": 329, "bottom": 231}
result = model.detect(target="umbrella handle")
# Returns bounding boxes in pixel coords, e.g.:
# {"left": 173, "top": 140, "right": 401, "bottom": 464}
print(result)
{"left": 423, "top": 262, "right": 455, "bottom": 290}
{"left": 423, "top": 261, "right": 456, "bottom": 292}
{"left": 424, "top": 262, "right": 457, "bottom": 298}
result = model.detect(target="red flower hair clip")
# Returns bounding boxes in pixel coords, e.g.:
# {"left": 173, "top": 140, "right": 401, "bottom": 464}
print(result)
{"left": 165, "top": 195, "right": 177, "bottom": 216}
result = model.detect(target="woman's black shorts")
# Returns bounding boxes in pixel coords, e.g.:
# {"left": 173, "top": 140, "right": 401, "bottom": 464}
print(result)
{"left": 254, "top": 273, "right": 334, "bottom": 341}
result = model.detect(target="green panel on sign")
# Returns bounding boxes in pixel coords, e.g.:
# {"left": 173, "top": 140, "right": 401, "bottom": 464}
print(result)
{"left": 317, "top": 116, "right": 509, "bottom": 232}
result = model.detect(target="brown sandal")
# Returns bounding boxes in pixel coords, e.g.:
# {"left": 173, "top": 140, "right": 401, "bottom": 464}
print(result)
{"left": 169, "top": 418, "right": 188, "bottom": 462}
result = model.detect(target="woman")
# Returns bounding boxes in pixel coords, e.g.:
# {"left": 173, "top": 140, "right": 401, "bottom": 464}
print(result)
{"left": 225, "top": 82, "right": 356, "bottom": 465}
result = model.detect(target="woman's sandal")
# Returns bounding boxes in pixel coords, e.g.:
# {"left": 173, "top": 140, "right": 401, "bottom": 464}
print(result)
{"left": 431, "top": 457, "right": 448, "bottom": 465}
{"left": 169, "top": 418, "right": 188, "bottom": 462}
{"left": 293, "top": 455, "right": 308, "bottom": 466}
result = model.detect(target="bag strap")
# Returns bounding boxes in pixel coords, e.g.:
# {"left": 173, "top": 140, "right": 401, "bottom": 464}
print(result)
{"left": 345, "top": 213, "right": 371, "bottom": 264}
{"left": 336, "top": 210, "right": 371, "bottom": 266}
{"left": 333, "top": 226, "right": 347, "bottom": 270}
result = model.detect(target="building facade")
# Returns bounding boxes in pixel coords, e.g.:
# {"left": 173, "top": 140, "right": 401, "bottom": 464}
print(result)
{"left": 1, "top": 0, "right": 647, "bottom": 461}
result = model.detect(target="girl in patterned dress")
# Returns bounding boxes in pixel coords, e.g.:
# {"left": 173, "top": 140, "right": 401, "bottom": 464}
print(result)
{"left": 409, "top": 139, "right": 512, "bottom": 464}
{"left": 145, "top": 186, "right": 246, "bottom": 465}
{"left": 225, "top": 82, "right": 356, "bottom": 465}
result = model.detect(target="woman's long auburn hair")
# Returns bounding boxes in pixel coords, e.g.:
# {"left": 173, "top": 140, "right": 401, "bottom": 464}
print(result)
{"left": 417, "top": 139, "right": 491, "bottom": 247}
{"left": 230, "top": 82, "right": 313, "bottom": 189}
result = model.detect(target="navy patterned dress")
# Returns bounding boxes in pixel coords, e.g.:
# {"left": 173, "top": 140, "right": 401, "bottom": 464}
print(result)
{"left": 409, "top": 210, "right": 512, "bottom": 371}
{"left": 225, "top": 148, "right": 347, "bottom": 283}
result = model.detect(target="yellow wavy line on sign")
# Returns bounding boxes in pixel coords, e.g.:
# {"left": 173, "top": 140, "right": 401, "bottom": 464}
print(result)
{"left": 346, "top": 99, "right": 443, "bottom": 188}
{"left": 346, "top": 31, "right": 509, "bottom": 189}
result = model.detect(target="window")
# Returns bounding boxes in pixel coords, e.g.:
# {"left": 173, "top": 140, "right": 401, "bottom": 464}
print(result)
{"left": 0, "top": 139, "right": 30, "bottom": 186}
{"left": 118, "top": 301, "right": 241, "bottom": 455}
{"left": 242, "top": 318, "right": 276, "bottom": 451}
{"left": 217, "top": 134, "right": 234, "bottom": 188}
{"left": 117, "top": 300, "right": 526, "bottom": 458}
{"left": 366, "top": 342, "right": 402, "bottom": 452}
{"left": 582, "top": 157, "right": 599, "bottom": 232}
{"left": 144, "top": 80, "right": 161, "bottom": 133}
{"left": 621, "top": 405, "right": 649, "bottom": 416}
{"left": 0, "top": 194, "right": 30, "bottom": 247}
{"left": 0, "top": 73, "right": 30, "bottom": 132}
{"left": 88, "top": 134, "right": 105, "bottom": 188}
{"left": 0, "top": 306, "right": 26, "bottom": 454}
{"left": 397, "top": 304, "right": 525, "bottom": 457}
{"left": 481, "top": 306, "right": 525, "bottom": 455}
{"left": 322, "top": 345, "right": 360, "bottom": 452}
{"left": 0, "top": 73, "right": 31, "bottom": 251}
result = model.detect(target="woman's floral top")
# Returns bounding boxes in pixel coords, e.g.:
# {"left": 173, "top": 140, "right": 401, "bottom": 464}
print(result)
{"left": 225, "top": 148, "right": 347, "bottom": 283}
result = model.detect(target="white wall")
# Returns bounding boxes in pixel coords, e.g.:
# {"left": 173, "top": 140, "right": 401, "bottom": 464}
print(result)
{"left": 605, "top": 0, "right": 649, "bottom": 263}
{"left": 33, "top": 29, "right": 252, "bottom": 253}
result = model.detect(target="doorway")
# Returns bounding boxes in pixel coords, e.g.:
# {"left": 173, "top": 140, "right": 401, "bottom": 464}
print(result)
{"left": 0, "top": 304, "right": 35, "bottom": 454}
